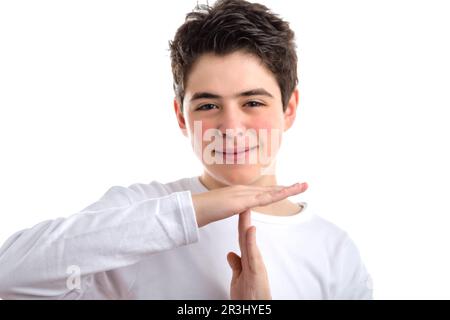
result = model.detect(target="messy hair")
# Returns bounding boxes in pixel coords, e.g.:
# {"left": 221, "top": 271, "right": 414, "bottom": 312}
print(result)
{"left": 169, "top": 0, "right": 298, "bottom": 112}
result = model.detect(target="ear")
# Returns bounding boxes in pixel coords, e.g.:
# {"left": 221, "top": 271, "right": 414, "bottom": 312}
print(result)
{"left": 173, "top": 98, "right": 188, "bottom": 137}
{"left": 283, "top": 88, "right": 299, "bottom": 132}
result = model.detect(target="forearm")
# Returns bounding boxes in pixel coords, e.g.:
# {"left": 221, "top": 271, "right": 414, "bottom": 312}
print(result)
{"left": 0, "top": 190, "right": 198, "bottom": 299}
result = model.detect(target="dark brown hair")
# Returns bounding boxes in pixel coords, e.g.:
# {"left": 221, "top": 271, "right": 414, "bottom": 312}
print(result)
{"left": 169, "top": 0, "right": 298, "bottom": 112}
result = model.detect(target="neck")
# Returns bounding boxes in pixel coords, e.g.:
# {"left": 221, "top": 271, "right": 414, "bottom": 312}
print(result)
{"left": 199, "top": 172, "right": 278, "bottom": 190}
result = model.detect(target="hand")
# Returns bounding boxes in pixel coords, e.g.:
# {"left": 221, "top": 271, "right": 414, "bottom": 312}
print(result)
{"left": 192, "top": 182, "right": 308, "bottom": 227}
{"left": 227, "top": 209, "right": 271, "bottom": 300}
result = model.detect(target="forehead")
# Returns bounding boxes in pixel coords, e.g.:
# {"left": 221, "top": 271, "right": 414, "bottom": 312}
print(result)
{"left": 184, "top": 51, "right": 280, "bottom": 98}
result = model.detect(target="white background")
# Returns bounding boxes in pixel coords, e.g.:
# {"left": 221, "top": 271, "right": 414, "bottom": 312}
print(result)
{"left": 0, "top": 0, "right": 449, "bottom": 299}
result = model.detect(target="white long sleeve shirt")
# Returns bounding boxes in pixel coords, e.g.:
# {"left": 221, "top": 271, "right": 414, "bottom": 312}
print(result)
{"left": 0, "top": 176, "right": 373, "bottom": 299}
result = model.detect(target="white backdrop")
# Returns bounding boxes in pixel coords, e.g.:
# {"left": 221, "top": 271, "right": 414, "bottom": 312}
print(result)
{"left": 0, "top": 0, "right": 449, "bottom": 299}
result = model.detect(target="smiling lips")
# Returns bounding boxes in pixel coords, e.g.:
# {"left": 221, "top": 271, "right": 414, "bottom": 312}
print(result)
{"left": 214, "top": 146, "right": 258, "bottom": 155}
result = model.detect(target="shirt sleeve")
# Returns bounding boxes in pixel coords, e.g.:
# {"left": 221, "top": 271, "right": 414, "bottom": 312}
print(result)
{"left": 0, "top": 186, "right": 199, "bottom": 299}
{"left": 330, "top": 234, "right": 374, "bottom": 300}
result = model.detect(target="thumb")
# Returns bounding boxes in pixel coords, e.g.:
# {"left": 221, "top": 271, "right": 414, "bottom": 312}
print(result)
{"left": 227, "top": 252, "right": 242, "bottom": 277}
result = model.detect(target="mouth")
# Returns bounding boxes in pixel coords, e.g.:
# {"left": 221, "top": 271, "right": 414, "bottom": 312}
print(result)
{"left": 214, "top": 146, "right": 258, "bottom": 155}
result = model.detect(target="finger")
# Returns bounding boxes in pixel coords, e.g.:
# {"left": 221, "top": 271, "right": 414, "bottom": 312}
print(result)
{"left": 227, "top": 252, "right": 242, "bottom": 280}
{"left": 245, "top": 185, "right": 287, "bottom": 192}
{"left": 230, "top": 184, "right": 303, "bottom": 214}
{"left": 254, "top": 182, "right": 308, "bottom": 207}
{"left": 234, "top": 186, "right": 287, "bottom": 197}
{"left": 238, "top": 209, "right": 251, "bottom": 260}
{"left": 272, "top": 182, "right": 308, "bottom": 197}
{"left": 246, "top": 226, "right": 265, "bottom": 274}
{"left": 249, "top": 183, "right": 306, "bottom": 193}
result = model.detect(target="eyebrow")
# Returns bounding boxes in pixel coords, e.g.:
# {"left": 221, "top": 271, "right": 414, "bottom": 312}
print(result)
{"left": 189, "top": 88, "right": 274, "bottom": 103}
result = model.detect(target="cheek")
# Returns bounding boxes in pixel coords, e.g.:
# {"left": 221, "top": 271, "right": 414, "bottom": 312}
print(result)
{"left": 251, "top": 109, "right": 284, "bottom": 131}
{"left": 252, "top": 119, "right": 279, "bottom": 131}
{"left": 187, "top": 119, "right": 217, "bottom": 158}
{"left": 252, "top": 118, "right": 283, "bottom": 152}
{"left": 190, "top": 120, "right": 215, "bottom": 142}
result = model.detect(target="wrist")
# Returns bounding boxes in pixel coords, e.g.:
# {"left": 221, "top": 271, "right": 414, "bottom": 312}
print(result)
{"left": 192, "top": 194, "right": 207, "bottom": 228}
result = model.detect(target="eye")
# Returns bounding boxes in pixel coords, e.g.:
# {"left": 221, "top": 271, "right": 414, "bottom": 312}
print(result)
{"left": 196, "top": 104, "right": 218, "bottom": 111}
{"left": 245, "top": 101, "right": 265, "bottom": 107}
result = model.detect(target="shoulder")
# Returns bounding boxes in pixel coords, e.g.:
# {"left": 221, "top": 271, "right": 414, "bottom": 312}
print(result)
{"left": 306, "top": 214, "right": 350, "bottom": 248}
{"left": 303, "top": 214, "right": 367, "bottom": 270}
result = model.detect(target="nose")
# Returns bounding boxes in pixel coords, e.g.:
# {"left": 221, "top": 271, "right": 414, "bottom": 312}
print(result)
{"left": 217, "top": 106, "right": 246, "bottom": 141}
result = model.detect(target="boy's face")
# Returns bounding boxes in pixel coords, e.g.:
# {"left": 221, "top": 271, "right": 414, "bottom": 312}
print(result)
{"left": 174, "top": 50, "right": 298, "bottom": 186}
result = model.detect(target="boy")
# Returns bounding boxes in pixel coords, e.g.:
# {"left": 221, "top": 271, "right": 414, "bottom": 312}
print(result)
{"left": 0, "top": 0, "right": 372, "bottom": 299}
